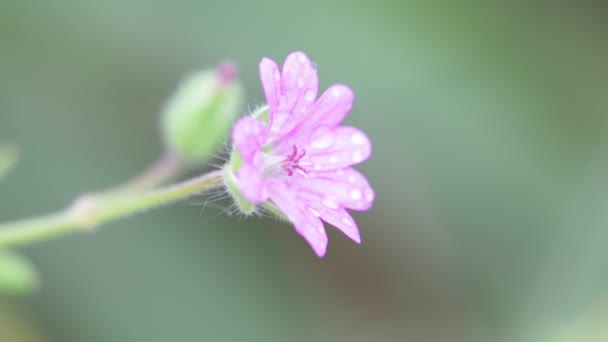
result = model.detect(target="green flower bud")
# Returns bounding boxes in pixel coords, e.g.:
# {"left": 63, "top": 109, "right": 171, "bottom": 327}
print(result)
{"left": 0, "top": 251, "right": 40, "bottom": 295}
{"left": 162, "top": 62, "right": 244, "bottom": 163}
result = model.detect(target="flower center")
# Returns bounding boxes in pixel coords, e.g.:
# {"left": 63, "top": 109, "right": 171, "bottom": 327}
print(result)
{"left": 262, "top": 145, "right": 309, "bottom": 179}
{"left": 282, "top": 145, "right": 307, "bottom": 177}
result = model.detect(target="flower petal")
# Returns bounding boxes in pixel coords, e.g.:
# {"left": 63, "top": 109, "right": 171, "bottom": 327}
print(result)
{"left": 293, "top": 167, "right": 375, "bottom": 211}
{"left": 237, "top": 158, "right": 268, "bottom": 203}
{"left": 293, "top": 126, "right": 371, "bottom": 171}
{"left": 301, "top": 202, "right": 361, "bottom": 243}
{"left": 259, "top": 57, "right": 281, "bottom": 114}
{"left": 296, "top": 84, "right": 354, "bottom": 133}
{"left": 232, "top": 116, "right": 266, "bottom": 162}
{"left": 267, "top": 180, "right": 328, "bottom": 257}
{"left": 267, "top": 51, "right": 319, "bottom": 139}
{"left": 279, "top": 51, "right": 318, "bottom": 114}
{"left": 320, "top": 208, "right": 360, "bottom": 243}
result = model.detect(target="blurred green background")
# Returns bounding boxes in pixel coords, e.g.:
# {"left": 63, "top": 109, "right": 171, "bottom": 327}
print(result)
{"left": 1, "top": 0, "right": 608, "bottom": 341}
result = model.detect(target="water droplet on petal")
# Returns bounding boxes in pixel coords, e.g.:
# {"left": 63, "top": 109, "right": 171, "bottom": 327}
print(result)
{"left": 348, "top": 175, "right": 357, "bottom": 183}
{"left": 341, "top": 216, "right": 353, "bottom": 226}
{"left": 352, "top": 151, "right": 363, "bottom": 163}
{"left": 310, "top": 126, "right": 334, "bottom": 150}
{"left": 322, "top": 197, "right": 339, "bottom": 209}
{"left": 364, "top": 187, "right": 375, "bottom": 202}
{"left": 305, "top": 90, "right": 315, "bottom": 102}
{"left": 297, "top": 52, "right": 307, "bottom": 63}
{"left": 330, "top": 156, "right": 338, "bottom": 164}
{"left": 349, "top": 188, "right": 362, "bottom": 200}
{"left": 351, "top": 133, "right": 366, "bottom": 145}
{"left": 317, "top": 226, "right": 324, "bottom": 233}
{"left": 308, "top": 208, "right": 321, "bottom": 217}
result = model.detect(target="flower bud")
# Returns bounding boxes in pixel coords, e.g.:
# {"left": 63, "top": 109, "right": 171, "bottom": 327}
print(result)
{"left": 0, "top": 251, "right": 40, "bottom": 295}
{"left": 162, "top": 62, "right": 244, "bottom": 163}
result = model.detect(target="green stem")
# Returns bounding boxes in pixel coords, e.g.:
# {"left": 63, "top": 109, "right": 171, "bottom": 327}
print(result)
{"left": 0, "top": 170, "right": 224, "bottom": 249}
{"left": 95, "top": 152, "right": 186, "bottom": 199}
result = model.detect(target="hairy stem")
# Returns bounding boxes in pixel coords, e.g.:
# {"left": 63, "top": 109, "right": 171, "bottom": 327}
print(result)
{"left": 0, "top": 170, "right": 224, "bottom": 249}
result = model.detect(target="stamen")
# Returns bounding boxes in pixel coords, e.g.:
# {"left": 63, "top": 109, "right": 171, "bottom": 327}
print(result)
{"left": 281, "top": 145, "right": 308, "bottom": 177}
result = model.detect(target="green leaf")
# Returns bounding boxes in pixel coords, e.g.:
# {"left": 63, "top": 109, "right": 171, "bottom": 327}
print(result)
{"left": 0, "top": 143, "right": 19, "bottom": 182}
{"left": 0, "top": 250, "right": 40, "bottom": 295}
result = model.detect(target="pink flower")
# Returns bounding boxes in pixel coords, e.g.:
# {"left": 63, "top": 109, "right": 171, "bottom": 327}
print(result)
{"left": 231, "top": 51, "right": 374, "bottom": 257}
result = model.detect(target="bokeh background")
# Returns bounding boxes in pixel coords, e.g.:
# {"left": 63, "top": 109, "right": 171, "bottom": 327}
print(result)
{"left": 1, "top": 0, "right": 608, "bottom": 341}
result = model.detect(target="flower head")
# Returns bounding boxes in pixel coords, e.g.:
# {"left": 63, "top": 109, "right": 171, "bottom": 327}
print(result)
{"left": 226, "top": 51, "right": 374, "bottom": 257}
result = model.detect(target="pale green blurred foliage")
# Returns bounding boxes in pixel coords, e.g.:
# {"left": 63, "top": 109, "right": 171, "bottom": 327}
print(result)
{"left": 0, "top": 251, "right": 40, "bottom": 295}
{"left": 0, "top": 144, "right": 19, "bottom": 182}
{"left": 532, "top": 299, "right": 608, "bottom": 342}
{"left": 0, "top": 0, "right": 607, "bottom": 341}
{"left": 162, "top": 65, "right": 243, "bottom": 163}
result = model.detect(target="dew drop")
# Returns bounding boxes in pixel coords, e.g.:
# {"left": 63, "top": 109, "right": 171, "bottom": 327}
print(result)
{"left": 330, "top": 156, "right": 338, "bottom": 164}
{"left": 297, "top": 52, "right": 307, "bottom": 63}
{"left": 349, "top": 188, "right": 362, "bottom": 200}
{"left": 341, "top": 216, "right": 353, "bottom": 227}
{"left": 305, "top": 90, "right": 315, "bottom": 102}
{"left": 351, "top": 133, "right": 366, "bottom": 145}
{"left": 352, "top": 150, "right": 363, "bottom": 163}
{"left": 308, "top": 208, "right": 321, "bottom": 217}
{"left": 322, "top": 197, "right": 339, "bottom": 209}
{"left": 310, "top": 126, "right": 334, "bottom": 150}
{"left": 364, "top": 187, "right": 375, "bottom": 202}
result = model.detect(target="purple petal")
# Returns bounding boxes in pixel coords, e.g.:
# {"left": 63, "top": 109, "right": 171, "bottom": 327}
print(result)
{"left": 296, "top": 84, "right": 354, "bottom": 133}
{"left": 259, "top": 58, "right": 281, "bottom": 114}
{"left": 267, "top": 51, "right": 319, "bottom": 139}
{"left": 318, "top": 208, "right": 360, "bottom": 243}
{"left": 237, "top": 159, "right": 268, "bottom": 203}
{"left": 232, "top": 116, "right": 266, "bottom": 162}
{"left": 267, "top": 180, "right": 328, "bottom": 257}
{"left": 294, "top": 126, "right": 371, "bottom": 171}
{"left": 279, "top": 51, "right": 318, "bottom": 114}
{"left": 293, "top": 167, "right": 375, "bottom": 211}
